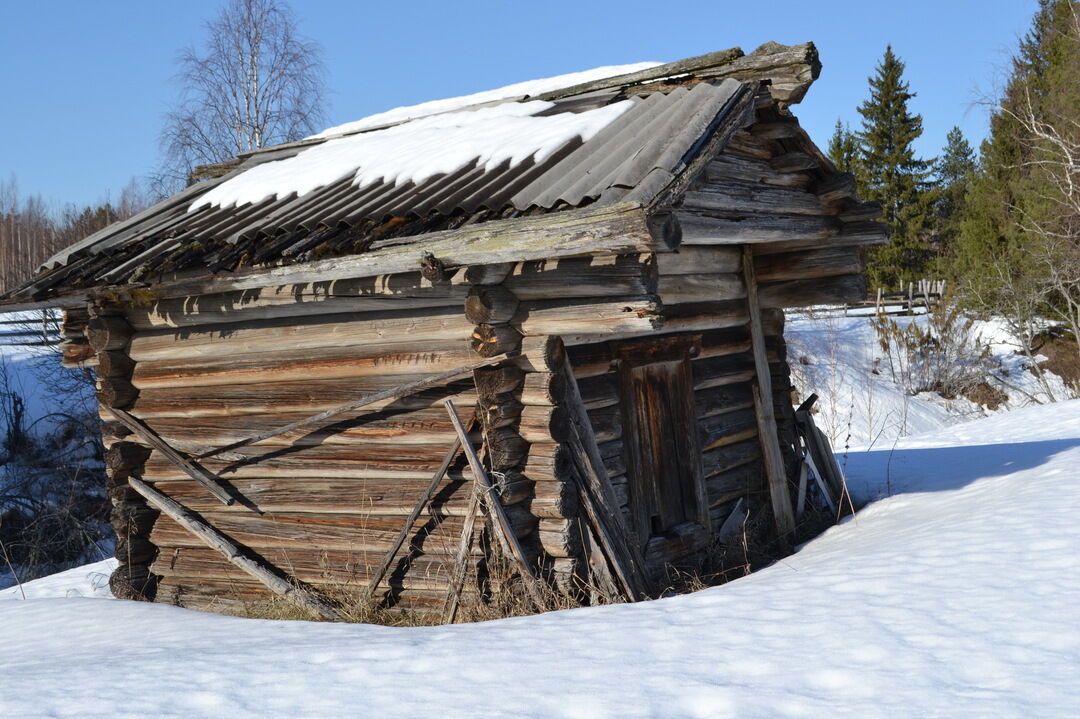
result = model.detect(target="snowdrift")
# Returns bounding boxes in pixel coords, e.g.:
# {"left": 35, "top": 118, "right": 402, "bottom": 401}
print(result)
{"left": 2, "top": 400, "right": 1077, "bottom": 718}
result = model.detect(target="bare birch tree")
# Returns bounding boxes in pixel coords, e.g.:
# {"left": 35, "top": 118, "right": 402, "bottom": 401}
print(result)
{"left": 156, "top": 0, "right": 326, "bottom": 195}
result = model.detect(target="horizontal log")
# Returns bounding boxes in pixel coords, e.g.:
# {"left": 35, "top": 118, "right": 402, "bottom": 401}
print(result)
{"left": 537, "top": 518, "right": 582, "bottom": 558}
{"left": 702, "top": 438, "right": 761, "bottom": 477}
{"left": 512, "top": 296, "right": 663, "bottom": 337}
{"left": 154, "top": 546, "right": 480, "bottom": 592}
{"left": 814, "top": 172, "right": 857, "bottom": 204}
{"left": 131, "top": 344, "right": 485, "bottom": 388}
{"left": 150, "top": 508, "right": 536, "bottom": 554}
{"left": 770, "top": 151, "right": 818, "bottom": 173}
{"left": 757, "top": 273, "right": 867, "bottom": 309}
{"left": 518, "top": 403, "right": 621, "bottom": 444}
{"left": 723, "top": 130, "right": 773, "bottom": 160}
{"left": 127, "top": 307, "right": 475, "bottom": 363}
{"left": 753, "top": 246, "right": 863, "bottom": 282}
{"left": 124, "top": 272, "right": 470, "bottom": 331}
{"left": 153, "top": 575, "right": 462, "bottom": 615}
{"left": 699, "top": 408, "right": 759, "bottom": 451}
{"left": 531, "top": 480, "right": 577, "bottom": 519}
{"left": 130, "top": 376, "right": 478, "bottom": 419}
{"left": 682, "top": 182, "right": 831, "bottom": 216}
{"left": 133, "top": 409, "right": 483, "bottom": 447}
{"left": 706, "top": 461, "right": 762, "bottom": 508}
{"left": 676, "top": 210, "right": 838, "bottom": 245}
{"left": 657, "top": 273, "right": 746, "bottom": 304}
{"left": 141, "top": 443, "right": 485, "bottom": 479}
{"left": 502, "top": 255, "right": 658, "bottom": 300}
{"left": 128, "top": 202, "right": 676, "bottom": 300}
{"left": 706, "top": 155, "right": 810, "bottom": 189}
{"left": 146, "top": 476, "right": 531, "bottom": 516}
{"left": 653, "top": 246, "right": 741, "bottom": 275}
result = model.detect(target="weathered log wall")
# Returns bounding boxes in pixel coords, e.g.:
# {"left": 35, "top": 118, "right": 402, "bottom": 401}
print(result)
{"left": 56, "top": 94, "right": 876, "bottom": 615}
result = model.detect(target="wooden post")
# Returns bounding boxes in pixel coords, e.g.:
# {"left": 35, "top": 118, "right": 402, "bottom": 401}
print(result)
{"left": 741, "top": 246, "right": 796, "bottom": 537}
{"left": 128, "top": 477, "right": 343, "bottom": 622}
{"left": 443, "top": 400, "right": 544, "bottom": 604}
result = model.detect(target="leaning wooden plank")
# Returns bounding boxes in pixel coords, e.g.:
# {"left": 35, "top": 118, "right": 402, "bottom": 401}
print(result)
{"left": 741, "top": 247, "right": 796, "bottom": 537}
{"left": 105, "top": 406, "right": 234, "bottom": 507}
{"left": 366, "top": 416, "right": 473, "bottom": 598}
{"left": 443, "top": 488, "right": 482, "bottom": 624}
{"left": 193, "top": 353, "right": 509, "bottom": 461}
{"left": 128, "top": 477, "right": 343, "bottom": 622}
{"left": 559, "top": 353, "right": 649, "bottom": 599}
{"left": 443, "top": 400, "right": 544, "bottom": 604}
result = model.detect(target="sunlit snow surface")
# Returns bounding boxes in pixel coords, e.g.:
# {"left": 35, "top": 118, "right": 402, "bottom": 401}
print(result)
{"left": 2, "top": 402, "right": 1078, "bottom": 718}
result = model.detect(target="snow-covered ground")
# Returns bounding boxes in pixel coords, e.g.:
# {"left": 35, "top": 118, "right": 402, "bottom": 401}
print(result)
{"left": 785, "top": 310, "right": 1074, "bottom": 447}
{"left": 2, "top": 405, "right": 1078, "bottom": 714}
{"left": 1, "top": 311, "right": 1077, "bottom": 717}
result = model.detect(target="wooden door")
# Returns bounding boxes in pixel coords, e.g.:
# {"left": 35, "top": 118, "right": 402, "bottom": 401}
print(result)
{"left": 616, "top": 339, "right": 708, "bottom": 551}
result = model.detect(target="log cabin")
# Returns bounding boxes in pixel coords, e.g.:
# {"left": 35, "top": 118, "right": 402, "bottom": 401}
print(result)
{"left": 1, "top": 41, "right": 887, "bottom": 619}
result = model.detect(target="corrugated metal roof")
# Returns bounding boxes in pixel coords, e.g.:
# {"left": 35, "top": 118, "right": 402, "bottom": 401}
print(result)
{"left": 18, "top": 78, "right": 748, "bottom": 297}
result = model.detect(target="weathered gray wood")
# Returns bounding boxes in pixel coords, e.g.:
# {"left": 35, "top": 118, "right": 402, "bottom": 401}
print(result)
{"left": 683, "top": 182, "right": 831, "bottom": 216}
{"left": 104, "top": 406, "right": 234, "bottom": 507}
{"left": 127, "top": 307, "right": 477, "bottom": 362}
{"left": 128, "top": 477, "right": 343, "bottom": 621}
{"left": 657, "top": 273, "right": 746, "bottom": 304}
{"left": 366, "top": 425, "right": 468, "bottom": 599}
{"left": 123, "top": 203, "right": 678, "bottom": 301}
{"left": 86, "top": 316, "right": 132, "bottom": 352}
{"left": 741, "top": 247, "right": 795, "bottom": 537}
{"left": 558, "top": 353, "right": 648, "bottom": 599}
{"left": 677, "top": 210, "right": 838, "bottom": 245}
{"left": 443, "top": 400, "right": 543, "bottom": 596}
{"left": 654, "top": 246, "right": 741, "bottom": 275}
{"left": 191, "top": 353, "right": 509, "bottom": 461}
{"left": 443, "top": 487, "right": 482, "bottom": 624}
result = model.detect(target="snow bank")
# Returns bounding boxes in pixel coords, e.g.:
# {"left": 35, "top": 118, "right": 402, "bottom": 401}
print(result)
{"left": 0, "top": 558, "right": 115, "bottom": 600}
{"left": 311, "top": 61, "right": 659, "bottom": 139}
{"left": 2, "top": 402, "right": 1077, "bottom": 718}
{"left": 785, "top": 312, "right": 1073, "bottom": 447}
{"left": 192, "top": 100, "right": 633, "bottom": 211}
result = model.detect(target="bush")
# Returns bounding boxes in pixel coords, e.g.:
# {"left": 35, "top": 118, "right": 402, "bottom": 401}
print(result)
{"left": 870, "top": 295, "right": 996, "bottom": 398}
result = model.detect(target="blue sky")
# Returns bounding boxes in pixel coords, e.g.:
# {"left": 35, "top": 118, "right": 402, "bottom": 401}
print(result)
{"left": 1, "top": 0, "right": 1037, "bottom": 209}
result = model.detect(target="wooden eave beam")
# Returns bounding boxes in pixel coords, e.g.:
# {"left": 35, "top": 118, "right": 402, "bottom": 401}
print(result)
{"left": 6, "top": 202, "right": 678, "bottom": 310}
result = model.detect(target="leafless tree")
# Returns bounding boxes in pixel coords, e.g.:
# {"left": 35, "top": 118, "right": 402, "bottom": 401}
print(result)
{"left": 156, "top": 0, "right": 326, "bottom": 195}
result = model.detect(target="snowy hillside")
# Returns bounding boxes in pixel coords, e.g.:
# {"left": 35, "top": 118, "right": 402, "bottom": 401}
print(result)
{"left": 2, "top": 400, "right": 1077, "bottom": 718}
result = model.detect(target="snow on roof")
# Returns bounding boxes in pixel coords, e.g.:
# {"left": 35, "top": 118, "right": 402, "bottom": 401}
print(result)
{"left": 309, "top": 61, "right": 660, "bottom": 139}
{"left": 190, "top": 99, "right": 635, "bottom": 211}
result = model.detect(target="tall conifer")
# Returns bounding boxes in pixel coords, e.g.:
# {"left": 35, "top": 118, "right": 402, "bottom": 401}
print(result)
{"left": 856, "top": 46, "right": 934, "bottom": 288}
{"left": 827, "top": 120, "right": 859, "bottom": 174}
{"left": 934, "top": 127, "right": 976, "bottom": 256}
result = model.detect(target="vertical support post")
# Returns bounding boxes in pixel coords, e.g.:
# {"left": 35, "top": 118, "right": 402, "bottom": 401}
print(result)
{"left": 741, "top": 246, "right": 796, "bottom": 538}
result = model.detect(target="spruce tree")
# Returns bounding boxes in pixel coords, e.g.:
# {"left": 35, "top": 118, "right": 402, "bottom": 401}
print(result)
{"left": 856, "top": 46, "right": 935, "bottom": 289}
{"left": 953, "top": 0, "right": 1080, "bottom": 301}
{"left": 827, "top": 120, "right": 859, "bottom": 175}
{"left": 933, "top": 127, "right": 976, "bottom": 256}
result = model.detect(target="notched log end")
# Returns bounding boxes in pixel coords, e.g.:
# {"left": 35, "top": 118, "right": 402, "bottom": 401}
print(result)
{"left": 646, "top": 209, "right": 682, "bottom": 251}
